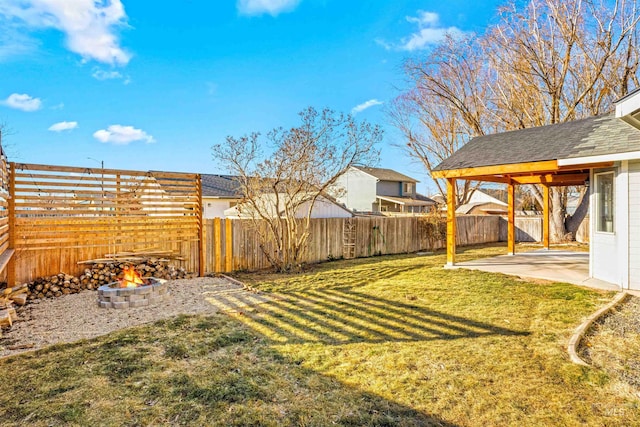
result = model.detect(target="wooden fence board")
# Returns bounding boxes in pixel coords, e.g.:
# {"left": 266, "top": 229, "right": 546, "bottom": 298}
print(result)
{"left": 204, "top": 215, "right": 502, "bottom": 273}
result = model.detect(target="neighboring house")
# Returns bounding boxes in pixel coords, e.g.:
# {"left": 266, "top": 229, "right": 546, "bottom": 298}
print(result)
{"left": 455, "top": 202, "right": 507, "bottom": 215}
{"left": 202, "top": 174, "right": 354, "bottom": 219}
{"left": 432, "top": 189, "right": 508, "bottom": 215}
{"left": 201, "top": 174, "right": 243, "bottom": 218}
{"left": 432, "top": 88, "right": 640, "bottom": 291}
{"left": 223, "top": 193, "right": 353, "bottom": 219}
{"left": 335, "top": 166, "right": 435, "bottom": 214}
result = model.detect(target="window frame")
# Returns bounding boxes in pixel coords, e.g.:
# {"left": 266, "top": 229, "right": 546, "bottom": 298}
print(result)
{"left": 594, "top": 171, "right": 615, "bottom": 234}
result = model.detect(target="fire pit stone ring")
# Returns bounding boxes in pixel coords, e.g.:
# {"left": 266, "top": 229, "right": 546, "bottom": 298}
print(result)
{"left": 97, "top": 278, "right": 169, "bottom": 309}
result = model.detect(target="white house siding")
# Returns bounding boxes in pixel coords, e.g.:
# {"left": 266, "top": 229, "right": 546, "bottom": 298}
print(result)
{"left": 628, "top": 160, "right": 640, "bottom": 290}
{"left": 335, "top": 168, "right": 377, "bottom": 212}
{"left": 590, "top": 167, "right": 622, "bottom": 286}
{"left": 203, "top": 198, "right": 236, "bottom": 218}
{"left": 297, "top": 199, "right": 352, "bottom": 219}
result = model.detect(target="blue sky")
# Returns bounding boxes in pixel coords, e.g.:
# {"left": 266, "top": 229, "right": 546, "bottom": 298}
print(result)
{"left": 0, "top": 0, "right": 503, "bottom": 194}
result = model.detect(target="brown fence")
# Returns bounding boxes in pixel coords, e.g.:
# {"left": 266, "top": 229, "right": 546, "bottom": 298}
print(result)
{"left": 0, "top": 150, "right": 11, "bottom": 278}
{"left": 10, "top": 163, "right": 203, "bottom": 283}
{"left": 205, "top": 215, "right": 502, "bottom": 273}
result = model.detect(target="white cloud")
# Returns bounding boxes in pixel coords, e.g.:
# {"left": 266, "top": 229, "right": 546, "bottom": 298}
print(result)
{"left": 0, "top": 0, "right": 131, "bottom": 65}
{"left": 92, "top": 68, "right": 122, "bottom": 80}
{"left": 406, "top": 11, "right": 439, "bottom": 27}
{"left": 0, "top": 23, "right": 40, "bottom": 61}
{"left": 351, "top": 99, "right": 383, "bottom": 115}
{"left": 1, "top": 93, "right": 42, "bottom": 112}
{"left": 237, "top": 0, "right": 301, "bottom": 16}
{"left": 48, "top": 121, "right": 78, "bottom": 132}
{"left": 93, "top": 124, "right": 155, "bottom": 145}
{"left": 92, "top": 67, "right": 131, "bottom": 83}
{"left": 377, "top": 10, "right": 465, "bottom": 52}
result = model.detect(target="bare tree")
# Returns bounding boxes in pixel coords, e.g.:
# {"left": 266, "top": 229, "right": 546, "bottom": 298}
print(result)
{"left": 388, "top": 35, "right": 492, "bottom": 206}
{"left": 391, "top": 0, "right": 640, "bottom": 241}
{"left": 213, "top": 107, "right": 381, "bottom": 272}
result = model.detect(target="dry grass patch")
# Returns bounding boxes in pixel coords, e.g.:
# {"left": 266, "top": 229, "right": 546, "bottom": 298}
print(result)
{"left": 0, "top": 315, "right": 436, "bottom": 426}
{"left": 2, "top": 245, "right": 638, "bottom": 426}
{"left": 235, "top": 245, "right": 639, "bottom": 426}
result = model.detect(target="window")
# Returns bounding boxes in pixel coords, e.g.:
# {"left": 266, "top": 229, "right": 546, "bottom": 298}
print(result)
{"left": 595, "top": 172, "right": 614, "bottom": 233}
{"left": 403, "top": 182, "right": 413, "bottom": 194}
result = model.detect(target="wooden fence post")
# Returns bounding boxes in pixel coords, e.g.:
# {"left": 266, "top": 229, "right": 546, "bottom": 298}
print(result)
{"left": 214, "top": 217, "right": 222, "bottom": 273}
{"left": 7, "top": 162, "right": 15, "bottom": 286}
{"left": 197, "top": 174, "right": 205, "bottom": 277}
{"left": 225, "top": 219, "right": 233, "bottom": 272}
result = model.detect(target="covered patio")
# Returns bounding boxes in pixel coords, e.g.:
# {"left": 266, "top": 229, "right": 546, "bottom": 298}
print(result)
{"left": 449, "top": 250, "right": 619, "bottom": 291}
{"left": 430, "top": 113, "right": 640, "bottom": 291}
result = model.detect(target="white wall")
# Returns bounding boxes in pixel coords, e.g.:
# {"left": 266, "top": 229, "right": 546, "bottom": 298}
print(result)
{"left": 334, "top": 168, "right": 377, "bottom": 212}
{"left": 203, "top": 198, "right": 236, "bottom": 218}
{"left": 297, "top": 198, "right": 352, "bottom": 218}
{"left": 629, "top": 161, "right": 640, "bottom": 290}
{"left": 469, "top": 190, "right": 507, "bottom": 206}
{"left": 224, "top": 194, "right": 352, "bottom": 219}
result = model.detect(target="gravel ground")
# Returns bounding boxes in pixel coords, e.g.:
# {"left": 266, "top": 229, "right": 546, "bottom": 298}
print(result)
{"left": 0, "top": 276, "right": 269, "bottom": 359}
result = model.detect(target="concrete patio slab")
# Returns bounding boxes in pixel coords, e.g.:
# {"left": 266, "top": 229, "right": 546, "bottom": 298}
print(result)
{"left": 448, "top": 250, "right": 620, "bottom": 291}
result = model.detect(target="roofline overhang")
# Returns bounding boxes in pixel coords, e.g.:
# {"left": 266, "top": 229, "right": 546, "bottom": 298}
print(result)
{"left": 352, "top": 166, "right": 419, "bottom": 183}
{"left": 558, "top": 151, "right": 640, "bottom": 166}
{"left": 432, "top": 159, "right": 611, "bottom": 185}
{"left": 431, "top": 160, "right": 560, "bottom": 180}
{"left": 376, "top": 195, "right": 434, "bottom": 206}
{"left": 615, "top": 89, "right": 640, "bottom": 130}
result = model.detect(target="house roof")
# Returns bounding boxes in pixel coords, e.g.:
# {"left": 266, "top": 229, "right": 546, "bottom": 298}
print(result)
{"left": 433, "top": 114, "right": 640, "bottom": 171}
{"left": 201, "top": 174, "right": 242, "bottom": 198}
{"left": 456, "top": 202, "right": 507, "bottom": 215}
{"left": 354, "top": 166, "right": 418, "bottom": 182}
{"left": 376, "top": 195, "right": 434, "bottom": 206}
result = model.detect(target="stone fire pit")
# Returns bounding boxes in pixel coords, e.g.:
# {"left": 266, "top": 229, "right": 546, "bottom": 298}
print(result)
{"left": 97, "top": 278, "right": 169, "bottom": 309}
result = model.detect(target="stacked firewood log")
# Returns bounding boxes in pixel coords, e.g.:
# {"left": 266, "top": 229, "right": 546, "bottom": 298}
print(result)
{"left": 25, "top": 258, "right": 192, "bottom": 301}
{"left": 0, "top": 284, "right": 27, "bottom": 332}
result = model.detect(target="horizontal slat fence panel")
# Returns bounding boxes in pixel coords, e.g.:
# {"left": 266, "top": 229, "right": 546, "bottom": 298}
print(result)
{"left": 12, "top": 163, "right": 201, "bottom": 283}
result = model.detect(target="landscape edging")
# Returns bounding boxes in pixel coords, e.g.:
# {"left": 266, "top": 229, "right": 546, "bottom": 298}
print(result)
{"left": 567, "top": 291, "right": 630, "bottom": 366}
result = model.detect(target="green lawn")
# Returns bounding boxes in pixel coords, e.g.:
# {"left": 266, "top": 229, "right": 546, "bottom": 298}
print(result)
{"left": 1, "top": 245, "right": 638, "bottom": 426}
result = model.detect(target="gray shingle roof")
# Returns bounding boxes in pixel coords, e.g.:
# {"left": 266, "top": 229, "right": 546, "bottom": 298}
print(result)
{"left": 201, "top": 174, "right": 242, "bottom": 198}
{"left": 355, "top": 166, "right": 418, "bottom": 182}
{"left": 433, "top": 114, "right": 640, "bottom": 171}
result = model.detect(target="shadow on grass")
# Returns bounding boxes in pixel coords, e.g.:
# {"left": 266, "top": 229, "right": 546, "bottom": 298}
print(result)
{"left": 0, "top": 314, "right": 459, "bottom": 427}
{"left": 228, "top": 286, "right": 529, "bottom": 345}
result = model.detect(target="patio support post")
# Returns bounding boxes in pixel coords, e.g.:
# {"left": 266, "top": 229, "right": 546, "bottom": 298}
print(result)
{"left": 542, "top": 184, "right": 550, "bottom": 250}
{"left": 507, "top": 180, "right": 515, "bottom": 255}
{"left": 446, "top": 178, "right": 456, "bottom": 266}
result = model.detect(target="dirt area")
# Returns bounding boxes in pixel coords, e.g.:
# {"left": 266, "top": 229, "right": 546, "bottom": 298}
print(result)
{"left": 0, "top": 276, "right": 271, "bottom": 359}
{"left": 581, "top": 295, "right": 640, "bottom": 395}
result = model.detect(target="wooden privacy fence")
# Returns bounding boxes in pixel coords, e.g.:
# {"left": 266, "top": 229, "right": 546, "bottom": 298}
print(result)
{"left": 0, "top": 150, "right": 12, "bottom": 279}
{"left": 497, "top": 216, "right": 590, "bottom": 243}
{"left": 205, "top": 215, "right": 503, "bottom": 273}
{"left": 10, "top": 163, "right": 203, "bottom": 284}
